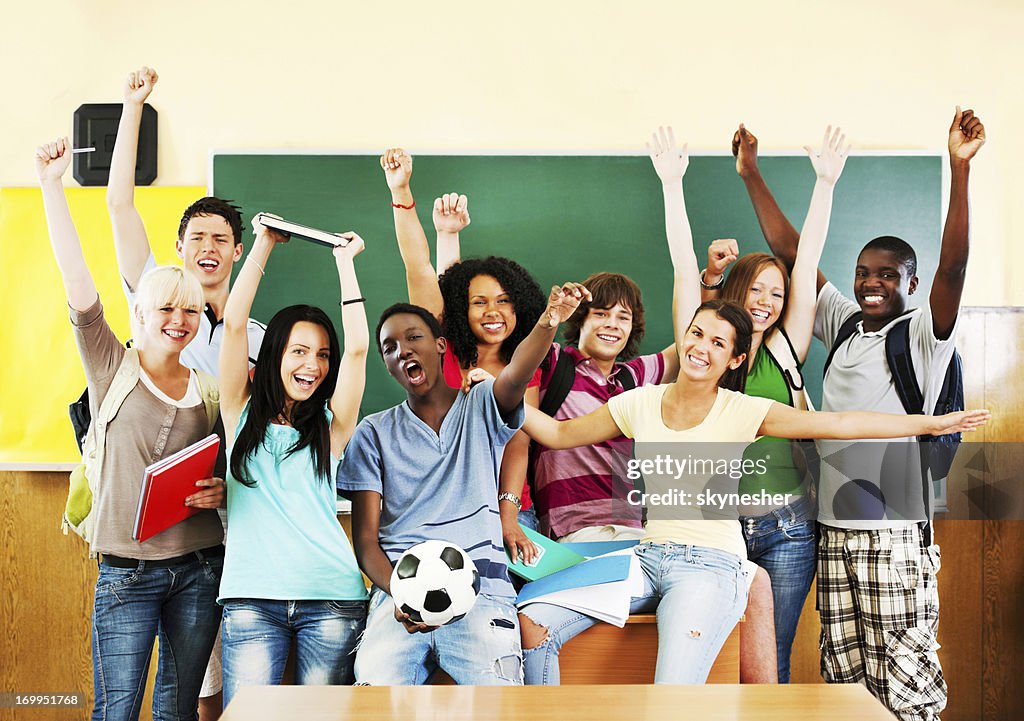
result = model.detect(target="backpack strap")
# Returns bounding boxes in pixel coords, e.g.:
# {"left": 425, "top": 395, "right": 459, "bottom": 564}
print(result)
{"left": 539, "top": 349, "right": 577, "bottom": 418}
{"left": 764, "top": 327, "right": 814, "bottom": 411}
{"left": 883, "top": 317, "right": 924, "bottom": 416}
{"left": 194, "top": 368, "right": 221, "bottom": 435}
{"left": 616, "top": 365, "right": 637, "bottom": 393}
{"left": 822, "top": 311, "right": 862, "bottom": 378}
{"left": 87, "top": 348, "right": 142, "bottom": 470}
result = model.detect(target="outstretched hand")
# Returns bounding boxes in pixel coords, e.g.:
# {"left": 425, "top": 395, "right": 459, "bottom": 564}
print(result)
{"left": 732, "top": 124, "right": 759, "bottom": 178}
{"left": 433, "top": 193, "right": 471, "bottom": 234}
{"left": 541, "top": 283, "right": 591, "bottom": 328}
{"left": 804, "top": 125, "right": 852, "bottom": 187}
{"left": 381, "top": 148, "right": 413, "bottom": 190}
{"left": 35, "top": 137, "right": 72, "bottom": 183}
{"left": 332, "top": 232, "right": 366, "bottom": 261}
{"left": 646, "top": 126, "right": 689, "bottom": 184}
{"left": 929, "top": 409, "right": 990, "bottom": 436}
{"left": 949, "top": 106, "right": 985, "bottom": 163}
{"left": 124, "top": 66, "right": 158, "bottom": 105}
{"left": 707, "top": 238, "right": 740, "bottom": 281}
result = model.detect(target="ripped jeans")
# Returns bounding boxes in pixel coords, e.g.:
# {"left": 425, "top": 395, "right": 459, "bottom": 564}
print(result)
{"left": 354, "top": 588, "right": 523, "bottom": 685}
{"left": 521, "top": 543, "right": 746, "bottom": 685}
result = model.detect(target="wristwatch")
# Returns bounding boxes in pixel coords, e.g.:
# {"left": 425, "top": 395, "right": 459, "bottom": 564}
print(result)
{"left": 498, "top": 492, "right": 522, "bottom": 510}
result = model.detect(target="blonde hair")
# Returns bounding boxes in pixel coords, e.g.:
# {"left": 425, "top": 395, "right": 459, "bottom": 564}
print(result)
{"left": 131, "top": 266, "right": 204, "bottom": 342}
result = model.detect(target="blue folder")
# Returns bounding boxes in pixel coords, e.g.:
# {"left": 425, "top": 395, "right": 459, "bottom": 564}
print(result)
{"left": 515, "top": 555, "right": 632, "bottom": 605}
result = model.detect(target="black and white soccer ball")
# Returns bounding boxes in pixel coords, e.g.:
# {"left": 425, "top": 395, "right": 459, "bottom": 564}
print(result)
{"left": 389, "top": 540, "right": 481, "bottom": 626}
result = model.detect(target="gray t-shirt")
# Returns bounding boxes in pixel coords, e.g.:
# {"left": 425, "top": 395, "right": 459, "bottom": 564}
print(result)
{"left": 337, "top": 379, "right": 524, "bottom": 598}
{"left": 813, "top": 282, "right": 959, "bottom": 530}
{"left": 72, "top": 299, "right": 224, "bottom": 558}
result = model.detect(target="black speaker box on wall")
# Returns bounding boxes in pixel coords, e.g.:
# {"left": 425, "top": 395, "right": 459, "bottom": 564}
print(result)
{"left": 73, "top": 103, "right": 157, "bottom": 186}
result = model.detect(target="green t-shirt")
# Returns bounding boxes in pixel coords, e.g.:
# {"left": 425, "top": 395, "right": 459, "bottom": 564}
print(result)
{"left": 740, "top": 340, "right": 806, "bottom": 498}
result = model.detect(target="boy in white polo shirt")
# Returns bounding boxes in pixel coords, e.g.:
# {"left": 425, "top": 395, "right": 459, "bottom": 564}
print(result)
{"left": 734, "top": 108, "right": 985, "bottom": 720}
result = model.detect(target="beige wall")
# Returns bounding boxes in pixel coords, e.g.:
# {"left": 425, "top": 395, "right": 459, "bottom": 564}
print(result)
{"left": 3, "top": 0, "right": 1020, "bottom": 304}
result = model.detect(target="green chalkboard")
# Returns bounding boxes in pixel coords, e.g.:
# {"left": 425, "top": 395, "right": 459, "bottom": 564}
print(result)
{"left": 213, "top": 152, "right": 942, "bottom": 415}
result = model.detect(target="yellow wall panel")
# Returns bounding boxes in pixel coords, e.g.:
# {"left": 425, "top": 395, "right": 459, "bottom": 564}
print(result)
{"left": 0, "top": 187, "right": 205, "bottom": 467}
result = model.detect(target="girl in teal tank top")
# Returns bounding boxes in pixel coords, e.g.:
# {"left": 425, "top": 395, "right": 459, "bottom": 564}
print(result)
{"left": 709, "top": 125, "right": 853, "bottom": 682}
{"left": 216, "top": 219, "right": 370, "bottom": 707}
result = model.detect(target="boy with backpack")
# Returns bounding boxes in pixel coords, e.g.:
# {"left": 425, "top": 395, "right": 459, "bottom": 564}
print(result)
{"left": 734, "top": 108, "right": 985, "bottom": 720}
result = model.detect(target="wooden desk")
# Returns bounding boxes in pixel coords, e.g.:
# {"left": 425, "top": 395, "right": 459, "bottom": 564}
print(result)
{"left": 221, "top": 684, "right": 896, "bottom": 721}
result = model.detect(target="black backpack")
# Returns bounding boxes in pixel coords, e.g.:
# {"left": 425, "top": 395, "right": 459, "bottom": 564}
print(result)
{"left": 823, "top": 311, "right": 964, "bottom": 542}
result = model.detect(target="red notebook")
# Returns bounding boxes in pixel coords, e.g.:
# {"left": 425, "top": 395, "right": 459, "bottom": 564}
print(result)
{"left": 132, "top": 434, "right": 221, "bottom": 543}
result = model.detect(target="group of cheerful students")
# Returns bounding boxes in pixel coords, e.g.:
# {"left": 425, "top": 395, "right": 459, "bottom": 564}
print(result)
{"left": 36, "top": 66, "right": 988, "bottom": 721}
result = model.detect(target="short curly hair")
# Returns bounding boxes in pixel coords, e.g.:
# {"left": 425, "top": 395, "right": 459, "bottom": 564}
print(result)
{"left": 562, "top": 272, "right": 646, "bottom": 360}
{"left": 438, "top": 256, "right": 546, "bottom": 368}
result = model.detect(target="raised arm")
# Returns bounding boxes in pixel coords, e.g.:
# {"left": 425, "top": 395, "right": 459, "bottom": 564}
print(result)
{"left": 433, "top": 192, "right": 470, "bottom": 276}
{"left": 733, "top": 125, "right": 826, "bottom": 288}
{"left": 381, "top": 148, "right": 444, "bottom": 317}
{"left": 36, "top": 138, "right": 97, "bottom": 311}
{"left": 522, "top": 404, "right": 623, "bottom": 449}
{"left": 783, "top": 126, "right": 851, "bottom": 360}
{"left": 492, "top": 282, "right": 590, "bottom": 418}
{"left": 699, "top": 238, "right": 739, "bottom": 303}
{"left": 759, "top": 401, "right": 990, "bottom": 440}
{"left": 647, "top": 126, "right": 701, "bottom": 354}
{"left": 106, "top": 66, "right": 158, "bottom": 291}
{"left": 219, "top": 219, "right": 287, "bottom": 434}
{"left": 329, "top": 234, "right": 368, "bottom": 456}
{"left": 931, "top": 107, "right": 985, "bottom": 340}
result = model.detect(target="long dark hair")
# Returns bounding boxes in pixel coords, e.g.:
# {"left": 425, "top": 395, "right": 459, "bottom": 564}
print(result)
{"left": 691, "top": 299, "right": 752, "bottom": 393}
{"left": 437, "top": 256, "right": 546, "bottom": 368}
{"left": 230, "top": 305, "right": 341, "bottom": 487}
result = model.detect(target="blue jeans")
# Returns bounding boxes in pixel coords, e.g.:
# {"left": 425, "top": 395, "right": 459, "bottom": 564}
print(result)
{"left": 740, "top": 495, "right": 817, "bottom": 683}
{"left": 220, "top": 599, "right": 366, "bottom": 707}
{"left": 91, "top": 552, "right": 223, "bottom": 721}
{"left": 355, "top": 589, "right": 523, "bottom": 685}
{"left": 521, "top": 543, "right": 746, "bottom": 685}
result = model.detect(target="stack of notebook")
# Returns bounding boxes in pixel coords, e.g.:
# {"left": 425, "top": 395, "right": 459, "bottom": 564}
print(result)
{"left": 509, "top": 526, "right": 643, "bottom": 627}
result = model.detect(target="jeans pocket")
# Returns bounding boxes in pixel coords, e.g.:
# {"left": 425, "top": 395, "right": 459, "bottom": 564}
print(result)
{"left": 688, "top": 548, "right": 742, "bottom": 576}
{"left": 325, "top": 599, "right": 369, "bottom": 620}
{"left": 201, "top": 556, "right": 224, "bottom": 584}
{"left": 96, "top": 565, "right": 140, "bottom": 593}
{"left": 782, "top": 520, "right": 815, "bottom": 542}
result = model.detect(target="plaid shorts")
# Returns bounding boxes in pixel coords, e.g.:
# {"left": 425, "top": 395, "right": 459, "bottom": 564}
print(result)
{"left": 817, "top": 524, "right": 946, "bottom": 721}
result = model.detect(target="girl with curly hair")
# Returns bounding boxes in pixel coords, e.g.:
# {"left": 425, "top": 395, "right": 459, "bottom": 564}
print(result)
{"left": 380, "top": 148, "right": 547, "bottom": 558}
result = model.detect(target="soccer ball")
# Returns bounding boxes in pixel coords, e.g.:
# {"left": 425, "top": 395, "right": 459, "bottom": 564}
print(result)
{"left": 389, "top": 540, "right": 481, "bottom": 626}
